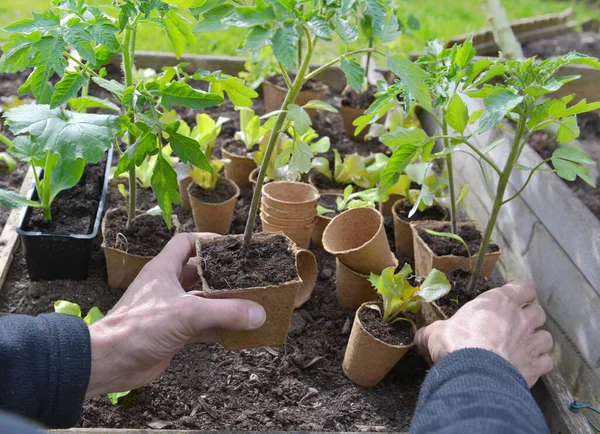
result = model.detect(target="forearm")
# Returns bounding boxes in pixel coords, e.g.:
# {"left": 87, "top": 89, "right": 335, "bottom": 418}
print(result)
{"left": 410, "top": 348, "right": 549, "bottom": 434}
{"left": 0, "top": 314, "right": 91, "bottom": 428}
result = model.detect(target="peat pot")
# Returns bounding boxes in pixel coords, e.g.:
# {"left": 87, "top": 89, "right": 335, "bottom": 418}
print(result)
{"left": 187, "top": 178, "right": 240, "bottom": 235}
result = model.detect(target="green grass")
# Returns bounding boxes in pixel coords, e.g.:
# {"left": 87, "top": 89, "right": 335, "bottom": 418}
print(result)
{"left": 0, "top": 0, "right": 598, "bottom": 63}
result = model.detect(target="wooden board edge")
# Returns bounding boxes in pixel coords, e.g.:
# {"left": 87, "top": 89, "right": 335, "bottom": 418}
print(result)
{"left": 0, "top": 167, "right": 34, "bottom": 291}
{"left": 49, "top": 431, "right": 409, "bottom": 434}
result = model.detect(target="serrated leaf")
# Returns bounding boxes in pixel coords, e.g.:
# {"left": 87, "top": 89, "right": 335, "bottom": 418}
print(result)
{"left": 51, "top": 71, "right": 88, "bottom": 108}
{"left": 168, "top": 132, "right": 212, "bottom": 174}
{"left": 446, "top": 94, "right": 468, "bottom": 134}
{"left": 67, "top": 96, "right": 120, "bottom": 112}
{"left": 380, "top": 127, "right": 431, "bottom": 152}
{"left": 0, "top": 33, "right": 40, "bottom": 73}
{"left": 88, "top": 17, "right": 120, "bottom": 52}
{"left": 5, "top": 11, "right": 60, "bottom": 33}
{"left": 454, "top": 38, "right": 475, "bottom": 69}
{"left": 272, "top": 24, "right": 298, "bottom": 72}
{"left": 307, "top": 16, "right": 332, "bottom": 40}
{"left": 287, "top": 104, "right": 311, "bottom": 135}
{"left": 0, "top": 189, "right": 42, "bottom": 209}
{"left": 239, "top": 26, "right": 270, "bottom": 52}
{"left": 551, "top": 147, "right": 596, "bottom": 186}
{"left": 479, "top": 90, "right": 523, "bottom": 133}
{"left": 54, "top": 300, "right": 82, "bottom": 317}
{"left": 92, "top": 76, "right": 126, "bottom": 97}
{"left": 340, "top": 57, "right": 364, "bottom": 92}
{"left": 200, "top": 73, "right": 258, "bottom": 107}
{"left": 387, "top": 55, "right": 432, "bottom": 113}
{"left": 302, "top": 100, "right": 338, "bottom": 113}
{"left": 287, "top": 139, "right": 313, "bottom": 174}
{"left": 151, "top": 153, "right": 180, "bottom": 226}
{"left": 63, "top": 23, "right": 96, "bottom": 63}
{"left": 4, "top": 104, "right": 122, "bottom": 163}
{"left": 115, "top": 129, "right": 159, "bottom": 177}
{"left": 164, "top": 11, "right": 195, "bottom": 59}
{"left": 379, "top": 144, "right": 421, "bottom": 193}
{"left": 333, "top": 17, "right": 359, "bottom": 43}
{"left": 161, "top": 82, "right": 224, "bottom": 111}
{"left": 556, "top": 116, "right": 580, "bottom": 144}
{"left": 480, "top": 138, "right": 504, "bottom": 154}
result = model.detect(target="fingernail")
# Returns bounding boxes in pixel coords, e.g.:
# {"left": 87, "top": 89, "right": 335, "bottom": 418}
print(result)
{"left": 248, "top": 305, "right": 266, "bottom": 328}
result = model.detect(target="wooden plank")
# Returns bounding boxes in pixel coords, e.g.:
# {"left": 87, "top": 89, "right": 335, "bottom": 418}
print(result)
{"left": 0, "top": 167, "right": 34, "bottom": 290}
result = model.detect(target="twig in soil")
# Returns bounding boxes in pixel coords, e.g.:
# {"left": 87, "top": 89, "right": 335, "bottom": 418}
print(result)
{"left": 299, "top": 356, "right": 325, "bottom": 369}
{"left": 198, "top": 397, "right": 218, "bottom": 420}
{"left": 264, "top": 346, "right": 280, "bottom": 357}
{"left": 115, "top": 232, "right": 128, "bottom": 252}
{"left": 298, "top": 387, "right": 319, "bottom": 406}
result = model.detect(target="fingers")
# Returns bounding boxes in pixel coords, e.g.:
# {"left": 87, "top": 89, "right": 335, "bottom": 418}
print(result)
{"left": 523, "top": 303, "right": 547, "bottom": 330}
{"left": 180, "top": 260, "right": 200, "bottom": 289}
{"left": 531, "top": 330, "right": 553, "bottom": 355}
{"left": 178, "top": 295, "right": 266, "bottom": 343}
{"left": 499, "top": 280, "right": 537, "bottom": 306}
{"left": 414, "top": 327, "right": 431, "bottom": 356}
{"left": 153, "top": 233, "right": 218, "bottom": 276}
{"left": 527, "top": 353, "right": 554, "bottom": 387}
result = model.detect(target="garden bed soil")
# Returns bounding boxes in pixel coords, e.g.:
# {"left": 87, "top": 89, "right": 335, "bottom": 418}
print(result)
{"left": 103, "top": 208, "right": 176, "bottom": 257}
{"left": 395, "top": 200, "right": 447, "bottom": 222}
{"left": 523, "top": 31, "right": 600, "bottom": 60}
{"left": 199, "top": 234, "right": 298, "bottom": 289}
{"left": 318, "top": 194, "right": 340, "bottom": 217}
{"left": 417, "top": 223, "right": 500, "bottom": 257}
{"left": 268, "top": 74, "right": 324, "bottom": 92}
{"left": 23, "top": 158, "right": 106, "bottom": 235}
{"left": 358, "top": 306, "right": 414, "bottom": 346}
{"left": 341, "top": 84, "right": 378, "bottom": 110}
{"left": 189, "top": 179, "right": 237, "bottom": 204}
{"left": 435, "top": 269, "right": 497, "bottom": 317}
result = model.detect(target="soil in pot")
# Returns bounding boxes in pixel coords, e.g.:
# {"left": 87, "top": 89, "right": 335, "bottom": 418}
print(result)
{"left": 318, "top": 194, "right": 340, "bottom": 218}
{"left": 395, "top": 200, "right": 447, "bottom": 223}
{"left": 341, "top": 84, "right": 379, "bottom": 110}
{"left": 221, "top": 139, "right": 257, "bottom": 157}
{"left": 103, "top": 208, "right": 175, "bottom": 257}
{"left": 418, "top": 223, "right": 500, "bottom": 257}
{"left": 310, "top": 170, "right": 344, "bottom": 192}
{"left": 359, "top": 306, "right": 414, "bottom": 346}
{"left": 188, "top": 179, "right": 237, "bottom": 204}
{"left": 267, "top": 73, "right": 325, "bottom": 92}
{"left": 436, "top": 269, "right": 497, "bottom": 318}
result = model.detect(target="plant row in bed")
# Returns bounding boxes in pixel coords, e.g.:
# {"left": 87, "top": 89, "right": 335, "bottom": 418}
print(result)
{"left": 0, "top": 0, "right": 598, "bottom": 389}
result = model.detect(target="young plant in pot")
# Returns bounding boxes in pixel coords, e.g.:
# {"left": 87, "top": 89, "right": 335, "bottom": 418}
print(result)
{"left": 310, "top": 150, "right": 371, "bottom": 193}
{"left": 343, "top": 264, "right": 450, "bottom": 387}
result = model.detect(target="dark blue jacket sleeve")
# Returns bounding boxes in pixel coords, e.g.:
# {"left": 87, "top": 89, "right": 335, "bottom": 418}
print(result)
{"left": 410, "top": 348, "right": 550, "bottom": 434}
{"left": 0, "top": 313, "right": 91, "bottom": 428}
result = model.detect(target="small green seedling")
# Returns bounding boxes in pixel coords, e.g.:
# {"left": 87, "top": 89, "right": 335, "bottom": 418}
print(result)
{"left": 316, "top": 185, "right": 381, "bottom": 215}
{"left": 312, "top": 150, "right": 371, "bottom": 189}
{"left": 424, "top": 229, "right": 472, "bottom": 263}
{"left": 368, "top": 264, "right": 451, "bottom": 323}
{"left": 235, "top": 108, "right": 268, "bottom": 152}
{"left": 54, "top": 300, "right": 130, "bottom": 405}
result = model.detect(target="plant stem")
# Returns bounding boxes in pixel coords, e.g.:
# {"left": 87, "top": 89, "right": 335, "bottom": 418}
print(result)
{"left": 123, "top": 24, "right": 137, "bottom": 231}
{"left": 241, "top": 38, "right": 315, "bottom": 253}
{"left": 0, "top": 133, "right": 11, "bottom": 147}
{"left": 468, "top": 113, "right": 527, "bottom": 291}
{"left": 442, "top": 115, "right": 458, "bottom": 234}
{"left": 365, "top": 38, "right": 373, "bottom": 82}
{"left": 304, "top": 48, "right": 384, "bottom": 81}
{"left": 42, "top": 155, "right": 53, "bottom": 221}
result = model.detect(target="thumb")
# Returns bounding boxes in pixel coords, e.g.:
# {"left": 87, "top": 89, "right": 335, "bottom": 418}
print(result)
{"left": 414, "top": 325, "right": 432, "bottom": 357}
{"left": 178, "top": 294, "right": 266, "bottom": 337}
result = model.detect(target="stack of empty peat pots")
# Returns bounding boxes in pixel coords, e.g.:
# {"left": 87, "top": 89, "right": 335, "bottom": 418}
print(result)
{"left": 260, "top": 182, "right": 319, "bottom": 249}
{"left": 322, "top": 207, "right": 398, "bottom": 309}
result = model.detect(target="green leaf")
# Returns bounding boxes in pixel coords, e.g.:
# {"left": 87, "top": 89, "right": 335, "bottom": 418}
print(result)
{"left": 115, "top": 128, "right": 159, "bottom": 177}
{"left": 4, "top": 104, "right": 122, "bottom": 163}
{"left": 387, "top": 55, "right": 432, "bottom": 113}
{"left": 50, "top": 71, "right": 88, "bottom": 108}
{"left": 333, "top": 17, "right": 359, "bottom": 43}
{"left": 310, "top": 137, "right": 330, "bottom": 153}
{"left": 0, "top": 189, "right": 42, "bottom": 209}
{"left": 29, "top": 36, "right": 68, "bottom": 99}
{"left": 379, "top": 144, "right": 421, "bottom": 193}
{"left": 107, "top": 391, "right": 131, "bottom": 405}
{"left": 164, "top": 11, "right": 195, "bottom": 59}
{"left": 161, "top": 82, "right": 224, "bottom": 110}
{"left": 151, "top": 153, "right": 180, "bottom": 226}
{"left": 419, "top": 269, "right": 451, "bottom": 302}
{"left": 552, "top": 147, "right": 596, "bottom": 187}
{"left": 54, "top": 300, "right": 82, "bottom": 317}
{"left": 454, "top": 38, "right": 475, "bottom": 69}
{"left": 0, "top": 33, "right": 40, "bottom": 73}
{"left": 287, "top": 104, "right": 311, "bottom": 135}
{"left": 287, "top": 139, "right": 313, "bottom": 174}
{"left": 49, "top": 156, "right": 86, "bottom": 202}
{"left": 407, "top": 14, "right": 420, "bottom": 30}
{"left": 446, "top": 94, "right": 469, "bottom": 135}
{"left": 302, "top": 100, "right": 338, "bottom": 113}
{"left": 63, "top": 23, "right": 95, "bottom": 63}
{"left": 91, "top": 77, "right": 126, "bottom": 97}
{"left": 239, "top": 26, "right": 270, "bottom": 52}
{"left": 272, "top": 24, "right": 298, "bottom": 72}
{"left": 340, "top": 57, "right": 364, "bottom": 92}
{"left": 456, "top": 184, "right": 470, "bottom": 207}
{"left": 199, "top": 72, "right": 258, "bottom": 107}
{"left": 311, "top": 156, "right": 332, "bottom": 180}
{"left": 88, "top": 17, "right": 120, "bottom": 53}
{"left": 0, "top": 153, "right": 17, "bottom": 173}
{"left": 424, "top": 229, "right": 471, "bottom": 259}
{"left": 168, "top": 132, "right": 212, "bottom": 174}
{"left": 317, "top": 204, "right": 335, "bottom": 215}
{"left": 84, "top": 306, "right": 104, "bottom": 326}
{"left": 480, "top": 138, "right": 505, "bottom": 154}
{"left": 5, "top": 11, "right": 60, "bottom": 33}
{"left": 479, "top": 90, "right": 524, "bottom": 133}
{"left": 67, "top": 96, "right": 120, "bottom": 112}
{"left": 307, "top": 16, "right": 332, "bottom": 40}
{"left": 380, "top": 127, "right": 431, "bottom": 152}
{"left": 556, "top": 116, "right": 580, "bottom": 144}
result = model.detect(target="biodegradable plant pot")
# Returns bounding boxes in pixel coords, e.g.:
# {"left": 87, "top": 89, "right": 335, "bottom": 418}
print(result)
{"left": 262, "top": 181, "right": 320, "bottom": 211}
{"left": 260, "top": 209, "right": 315, "bottom": 227}
{"left": 311, "top": 193, "right": 343, "bottom": 246}
{"left": 335, "top": 259, "right": 378, "bottom": 309}
{"left": 411, "top": 221, "right": 502, "bottom": 278}
{"left": 196, "top": 232, "right": 301, "bottom": 350}
{"left": 102, "top": 209, "right": 180, "bottom": 290}
{"left": 221, "top": 140, "right": 257, "bottom": 188}
{"left": 17, "top": 148, "right": 113, "bottom": 281}
{"left": 187, "top": 178, "right": 240, "bottom": 235}
{"left": 392, "top": 199, "right": 448, "bottom": 259}
{"left": 295, "top": 249, "right": 318, "bottom": 308}
{"left": 249, "top": 167, "right": 272, "bottom": 188}
{"left": 260, "top": 217, "right": 315, "bottom": 250}
{"left": 343, "top": 303, "right": 416, "bottom": 387}
{"left": 263, "top": 78, "right": 326, "bottom": 120}
{"left": 261, "top": 200, "right": 316, "bottom": 220}
{"left": 378, "top": 194, "right": 403, "bottom": 217}
{"left": 322, "top": 207, "right": 397, "bottom": 275}
{"left": 178, "top": 176, "right": 193, "bottom": 210}
{"left": 340, "top": 104, "right": 385, "bottom": 141}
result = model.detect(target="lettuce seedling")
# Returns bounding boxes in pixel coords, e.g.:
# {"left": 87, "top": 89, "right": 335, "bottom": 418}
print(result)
{"left": 312, "top": 150, "right": 371, "bottom": 189}
{"left": 54, "top": 300, "right": 130, "bottom": 405}
{"left": 317, "top": 185, "right": 381, "bottom": 215}
{"left": 235, "top": 108, "right": 268, "bottom": 151}
{"left": 368, "top": 264, "right": 451, "bottom": 323}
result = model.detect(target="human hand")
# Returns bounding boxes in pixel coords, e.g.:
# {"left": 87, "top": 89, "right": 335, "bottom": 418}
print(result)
{"left": 86, "top": 233, "right": 267, "bottom": 397}
{"left": 414, "top": 280, "right": 553, "bottom": 387}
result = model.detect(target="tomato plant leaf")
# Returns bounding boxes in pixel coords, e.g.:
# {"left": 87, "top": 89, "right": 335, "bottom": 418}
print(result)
{"left": 168, "top": 132, "right": 212, "bottom": 174}
{"left": 50, "top": 71, "right": 88, "bottom": 108}
{"left": 552, "top": 147, "right": 596, "bottom": 187}
{"left": 272, "top": 24, "right": 298, "bottom": 72}
{"left": 287, "top": 104, "right": 311, "bottom": 135}
{"left": 478, "top": 90, "right": 523, "bottom": 133}
{"left": 340, "top": 56, "right": 364, "bottom": 92}
{"left": 446, "top": 94, "right": 468, "bottom": 134}
{"left": 151, "top": 153, "right": 180, "bottom": 226}
{"left": 67, "top": 96, "right": 120, "bottom": 112}
{"left": 333, "top": 17, "right": 359, "bottom": 43}
{"left": 387, "top": 55, "right": 432, "bottom": 113}
{"left": 161, "top": 82, "right": 224, "bottom": 110}
{"left": 302, "top": 100, "right": 338, "bottom": 113}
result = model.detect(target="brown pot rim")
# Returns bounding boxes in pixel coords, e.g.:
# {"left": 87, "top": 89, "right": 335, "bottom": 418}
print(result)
{"left": 391, "top": 198, "right": 448, "bottom": 224}
{"left": 308, "top": 172, "right": 345, "bottom": 194}
{"left": 262, "top": 181, "right": 320, "bottom": 208}
{"left": 221, "top": 141, "right": 254, "bottom": 161}
{"left": 322, "top": 207, "right": 385, "bottom": 255}
{"left": 356, "top": 302, "right": 417, "bottom": 350}
{"left": 264, "top": 76, "right": 327, "bottom": 93}
{"left": 316, "top": 192, "right": 343, "bottom": 221}
{"left": 410, "top": 221, "right": 503, "bottom": 260}
{"left": 101, "top": 207, "right": 181, "bottom": 259}
{"left": 337, "top": 257, "right": 370, "bottom": 278}
{"left": 261, "top": 200, "right": 316, "bottom": 217}
{"left": 187, "top": 177, "right": 240, "bottom": 207}
{"left": 261, "top": 215, "right": 316, "bottom": 229}
{"left": 261, "top": 209, "right": 316, "bottom": 226}
{"left": 197, "top": 232, "right": 302, "bottom": 295}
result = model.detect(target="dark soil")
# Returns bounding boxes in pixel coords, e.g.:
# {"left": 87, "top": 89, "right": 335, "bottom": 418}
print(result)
{"left": 435, "top": 269, "right": 498, "bottom": 318}
{"left": 199, "top": 234, "right": 298, "bottom": 290}
{"left": 418, "top": 223, "right": 500, "bottom": 257}
{"left": 267, "top": 74, "right": 325, "bottom": 92}
{"left": 395, "top": 200, "right": 447, "bottom": 223}
{"left": 23, "top": 158, "right": 106, "bottom": 235}
{"left": 103, "top": 208, "right": 176, "bottom": 257}
{"left": 310, "top": 171, "right": 344, "bottom": 191}
{"left": 523, "top": 31, "right": 600, "bottom": 60}
{"left": 222, "top": 139, "right": 256, "bottom": 157}
{"left": 359, "top": 306, "right": 414, "bottom": 346}
{"left": 189, "top": 179, "right": 236, "bottom": 204}
{"left": 318, "top": 194, "right": 341, "bottom": 217}
{"left": 341, "top": 84, "right": 378, "bottom": 110}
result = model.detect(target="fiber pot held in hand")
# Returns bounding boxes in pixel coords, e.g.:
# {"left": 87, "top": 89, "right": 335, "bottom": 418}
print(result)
{"left": 196, "top": 232, "right": 301, "bottom": 350}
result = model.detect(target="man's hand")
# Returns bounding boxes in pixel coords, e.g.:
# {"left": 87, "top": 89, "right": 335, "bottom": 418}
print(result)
{"left": 86, "top": 233, "right": 267, "bottom": 397}
{"left": 415, "top": 280, "right": 553, "bottom": 387}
